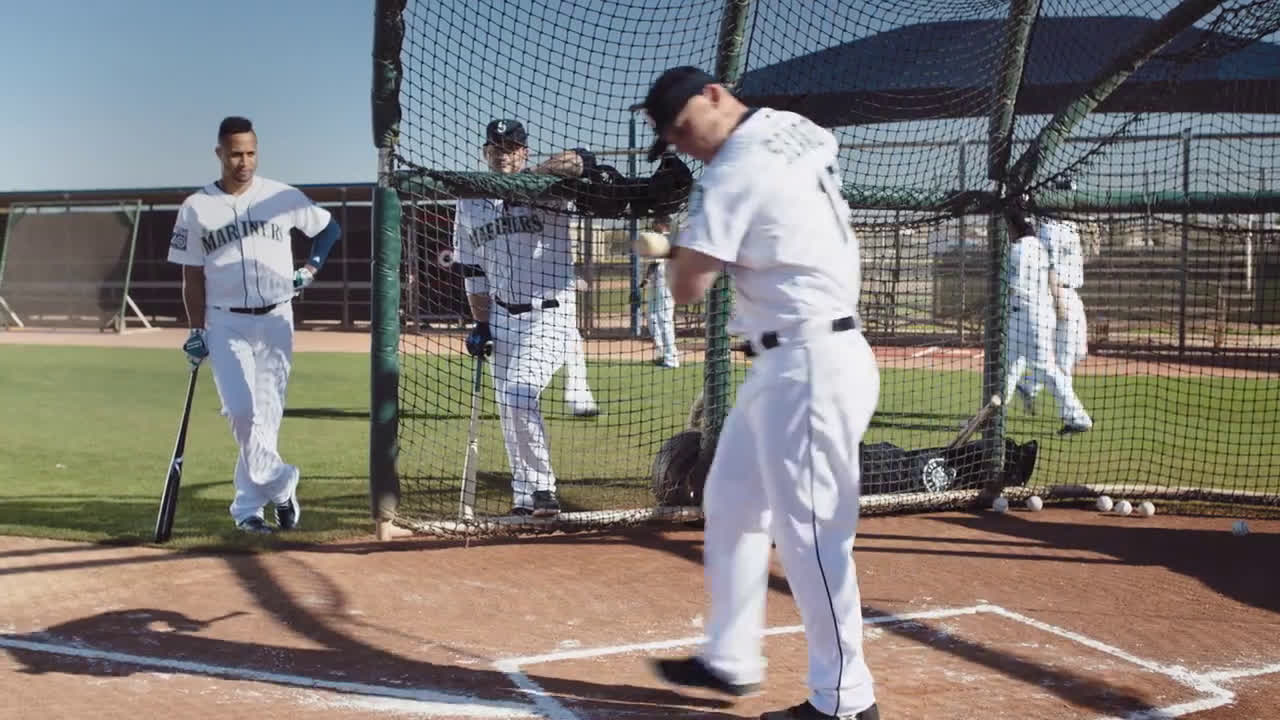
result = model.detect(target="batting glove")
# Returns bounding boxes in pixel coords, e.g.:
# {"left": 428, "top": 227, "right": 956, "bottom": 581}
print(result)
{"left": 183, "top": 328, "right": 209, "bottom": 368}
{"left": 293, "top": 266, "right": 316, "bottom": 294}
{"left": 465, "top": 321, "right": 493, "bottom": 358}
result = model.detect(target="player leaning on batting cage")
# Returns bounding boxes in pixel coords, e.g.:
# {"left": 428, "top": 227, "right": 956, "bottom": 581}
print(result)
{"left": 635, "top": 67, "right": 880, "bottom": 720}
{"left": 168, "top": 116, "right": 341, "bottom": 535}
{"left": 1003, "top": 210, "right": 1092, "bottom": 436}
{"left": 452, "top": 119, "right": 599, "bottom": 517}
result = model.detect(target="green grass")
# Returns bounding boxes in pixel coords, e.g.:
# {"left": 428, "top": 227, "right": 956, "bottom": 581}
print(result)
{"left": 1, "top": 344, "right": 1276, "bottom": 546}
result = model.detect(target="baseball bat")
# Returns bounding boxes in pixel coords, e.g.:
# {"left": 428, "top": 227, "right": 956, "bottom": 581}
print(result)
{"left": 154, "top": 365, "right": 200, "bottom": 543}
{"left": 947, "top": 394, "right": 1002, "bottom": 450}
{"left": 458, "top": 344, "right": 491, "bottom": 520}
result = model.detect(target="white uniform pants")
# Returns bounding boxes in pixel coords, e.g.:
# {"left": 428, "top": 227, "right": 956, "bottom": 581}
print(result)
{"left": 205, "top": 304, "right": 298, "bottom": 523}
{"left": 491, "top": 298, "right": 572, "bottom": 508}
{"left": 1027, "top": 288, "right": 1088, "bottom": 398}
{"left": 1005, "top": 303, "right": 1090, "bottom": 425}
{"left": 701, "top": 330, "right": 879, "bottom": 718}
{"left": 647, "top": 273, "right": 678, "bottom": 366}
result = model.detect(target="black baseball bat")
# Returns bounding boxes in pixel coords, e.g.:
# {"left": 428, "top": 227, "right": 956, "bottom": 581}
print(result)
{"left": 154, "top": 366, "right": 199, "bottom": 543}
{"left": 947, "top": 394, "right": 1002, "bottom": 450}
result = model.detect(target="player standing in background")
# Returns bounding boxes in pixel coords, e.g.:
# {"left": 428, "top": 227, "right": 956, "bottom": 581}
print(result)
{"left": 452, "top": 119, "right": 598, "bottom": 517}
{"left": 640, "top": 215, "right": 679, "bottom": 368}
{"left": 1004, "top": 211, "right": 1092, "bottom": 435}
{"left": 168, "top": 116, "right": 342, "bottom": 534}
{"left": 634, "top": 66, "right": 881, "bottom": 720}
{"left": 1017, "top": 216, "right": 1089, "bottom": 418}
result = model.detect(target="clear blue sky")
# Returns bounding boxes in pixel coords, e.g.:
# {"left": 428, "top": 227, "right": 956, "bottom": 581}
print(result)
{"left": 0, "top": 0, "right": 374, "bottom": 192}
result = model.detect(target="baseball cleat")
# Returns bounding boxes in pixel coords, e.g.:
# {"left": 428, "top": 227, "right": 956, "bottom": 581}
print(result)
{"left": 760, "top": 701, "right": 879, "bottom": 720}
{"left": 510, "top": 506, "right": 534, "bottom": 517}
{"left": 1016, "top": 385, "right": 1036, "bottom": 415}
{"left": 571, "top": 404, "right": 600, "bottom": 418}
{"left": 649, "top": 656, "right": 759, "bottom": 697}
{"left": 1058, "top": 421, "right": 1093, "bottom": 436}
{"left": 275, "top": 490, "right": 301, "bottom": 531}
{"left": 236, "top": 516, "right": 274, "bottom": 535}
{"left": 531, "top": 490, "right": 560, "bottom": 517}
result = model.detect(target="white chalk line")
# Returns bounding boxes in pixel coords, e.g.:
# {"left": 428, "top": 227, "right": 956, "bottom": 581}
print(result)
{"left": 0, "top": 635, "right": 537, "bottom": 719}
{"left": 910, "top": 346, "right": 941, "bottom": 359}
{"left": 1202, "top": 660, "right": 1280, "bottom": 683}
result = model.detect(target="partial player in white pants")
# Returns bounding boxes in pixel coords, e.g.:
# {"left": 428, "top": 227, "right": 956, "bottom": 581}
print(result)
{"left": 560, "top": 291, "right": 599, "bottom": 416}
{"left": 701, "top": 331, "right": 879, "bottom": 716}
{"left": 645, "top": 259, "right": 679, "bottom": 368}
{"left": 205, "top": 305, "right": 299, "bottom": 523}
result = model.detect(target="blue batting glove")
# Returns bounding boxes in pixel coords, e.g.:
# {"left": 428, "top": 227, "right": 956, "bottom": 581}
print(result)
{"left": 183, "top": 328, "right": 209, "bottom": 368}
{"left": 465, "top": 322, "right": 493, "bottom": 358}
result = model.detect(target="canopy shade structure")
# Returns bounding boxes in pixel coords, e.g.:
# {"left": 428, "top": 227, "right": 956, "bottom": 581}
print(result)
{"left": 735, "top": 15, "right": 1280, "bottom": 125}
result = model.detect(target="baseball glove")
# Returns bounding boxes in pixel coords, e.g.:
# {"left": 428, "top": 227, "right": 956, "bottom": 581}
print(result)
{"left": 651, "top": 430, "right": 708, "bottom": 507}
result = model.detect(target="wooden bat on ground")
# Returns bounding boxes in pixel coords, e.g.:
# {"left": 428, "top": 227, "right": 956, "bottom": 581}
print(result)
{"left": 154, "top": 366, "right": 199, "bottom": 543}
{"left": 458, "top": 345, "right": 491, "bottom": 521}
{"left": 947, "top": 394, "right": 1002, "bottom": 450}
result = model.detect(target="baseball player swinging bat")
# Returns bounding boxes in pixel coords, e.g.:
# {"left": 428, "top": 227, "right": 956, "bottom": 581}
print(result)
{"left": 948, "top": 393, "right": 1002, "bottom": 450}
{"left": 154, "top": 366, "right": 199, "bottom": 543}
{"left": 458, "top": 342, "right": 493, "bottom": 521}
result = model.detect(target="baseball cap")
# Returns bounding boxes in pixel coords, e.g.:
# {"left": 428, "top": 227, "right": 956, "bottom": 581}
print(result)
{"left": 484, "top": 119, "right": 527, "bottom": 149}
{"left": 631, "top": 66, "right": 717, "bottom": 162}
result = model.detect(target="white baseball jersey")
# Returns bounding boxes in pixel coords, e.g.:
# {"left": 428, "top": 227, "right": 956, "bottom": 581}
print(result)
{"left": 1007, "top": 234, "right": 1053, "bottom": 309}
{"left": 675, "top": 109, "right": 859, "bottom": 338}
{"left": 452, "top": 198, "right": 575, "bottom": 302}
{"left": 1039, "top": 219, "right": 1084, "bottom": 288}
{"left": 168, "top": 176, "right": 332, "bottom": 308}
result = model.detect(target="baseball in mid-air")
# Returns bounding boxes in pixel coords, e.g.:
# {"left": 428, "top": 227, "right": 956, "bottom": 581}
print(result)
{"left": 992, "top": 496, "right": 1009, "bottom": 513}
{"left": 1096, "top": 495, "right": 1114, "bottom": 512}
{"left": 1025, "top": 495, "right": 1044, "bottom": 512}
{"left": 634, "top": 230, "right": 672, "bottom": 258}
{"left": 1138, "top": 501, "right": 1155, "bottom": 517}
{"left": 1232, "top": 520, "right": 1250, "bottom": 536}
{"left": 1115, "top": 500, "right": 1133, "bottom": 516}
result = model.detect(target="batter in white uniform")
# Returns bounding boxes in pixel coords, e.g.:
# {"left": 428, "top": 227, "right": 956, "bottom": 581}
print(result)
{"left": 168, "top": 116, "right": 341, "bottom": 534}
{"left": 636, "top": 67, "right": 880, "bottom": 720}
{"left": 1017, "top": 218, "right": 1089, "bottom": 415}
{"left": 1004, "top": 213, "right": 1092, "bottom": 435}
{"left": 452, "top": 119, "right": 598, "bottom": 516}
{"left": 641, "top": 215, "right": 679, "bottom": 368}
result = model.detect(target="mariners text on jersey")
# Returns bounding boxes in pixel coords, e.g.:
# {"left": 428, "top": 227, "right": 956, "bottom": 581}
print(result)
{"left": 469, "top": 213, "right": 544, "bottom": 247}
{"left": 200, "top": 219, "right": 286, "bottom": 254}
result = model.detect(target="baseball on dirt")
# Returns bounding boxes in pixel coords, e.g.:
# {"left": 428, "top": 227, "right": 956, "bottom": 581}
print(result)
{"left": 1115, "top": 500, "right": 1133, "bottom": 516}
{"left": 634, "top": 231, "right": 671, "bottom": 258}
{"left": 1025, "top": 495, "right": 1044, "bottom": 512}
{"left": 992, "top": 496, "right": 1009, "bottom": 513}
{"left": 1096, "top": 495, "right": 1114, "bottom": 512}
{"left": 1138, "top": 501, "right": 1156, "bottom": 517}
{"left": 1232, "top": 520, "right": 1250, "bottom": 536}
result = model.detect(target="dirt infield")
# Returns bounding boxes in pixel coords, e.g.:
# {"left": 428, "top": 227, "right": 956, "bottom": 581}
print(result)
{"left": 5, "top": 328, "right": 1275, "bottom": 378}
{"left": 3, "top": 509, "right": 1278, "bottom": 719}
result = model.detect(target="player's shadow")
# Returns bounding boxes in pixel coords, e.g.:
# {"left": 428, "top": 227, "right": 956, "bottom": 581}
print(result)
{"left": 933, "top": 513, "right": 1280, "bottom": 615}
{"left": 0, "top": 552, "right": 742, "bottom": 719}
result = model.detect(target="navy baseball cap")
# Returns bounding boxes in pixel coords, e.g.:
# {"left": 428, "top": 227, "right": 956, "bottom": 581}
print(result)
{"left": 484, "top": 119, "right": 527, "bottom": 149}
{"left": 631, "top": 66, "right": 717, "bottom": 162}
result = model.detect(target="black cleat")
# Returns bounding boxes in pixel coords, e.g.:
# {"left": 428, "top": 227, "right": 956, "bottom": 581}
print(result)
{"left": 532, "top": 490, "right": 560, "bottom": 517}
{"left": 1058, "top": 421, "right": 1092, "bottom": 436}
{"left": 510, "top": 506, "right": 534, "bottom": 517}
{"left": 649, "top": 656, "right": 759, "bottom": 697}
{"left": 760, "top": 701, "right": 880, "bottom": 720}
{"left": 274, "top": 490, "right": 301, "bottom": 531}
{"left": 236, "top": 516, "right": 274, "bottom": 535}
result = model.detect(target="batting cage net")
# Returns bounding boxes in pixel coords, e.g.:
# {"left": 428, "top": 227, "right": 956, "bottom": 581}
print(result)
{"left": 0, "top": 200, "right": 148, "bottom": 332}
{"left": 370, "top": 0, "right": 1280, "bottom": 535}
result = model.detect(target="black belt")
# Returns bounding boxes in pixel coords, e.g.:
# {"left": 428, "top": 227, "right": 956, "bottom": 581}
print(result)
{"left": 741, "top": 315, "right": 859, "bottom": 357}
{"left": 496, "top": 298, "right": 560, "bottom": 315}
{"left": 227, "top": 303, "right": 280, "bottom": 315}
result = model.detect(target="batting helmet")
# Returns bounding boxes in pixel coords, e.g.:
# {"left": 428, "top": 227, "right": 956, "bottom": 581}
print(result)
{"left": 651, "top": 430, "right": 708, "bottom": 506}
